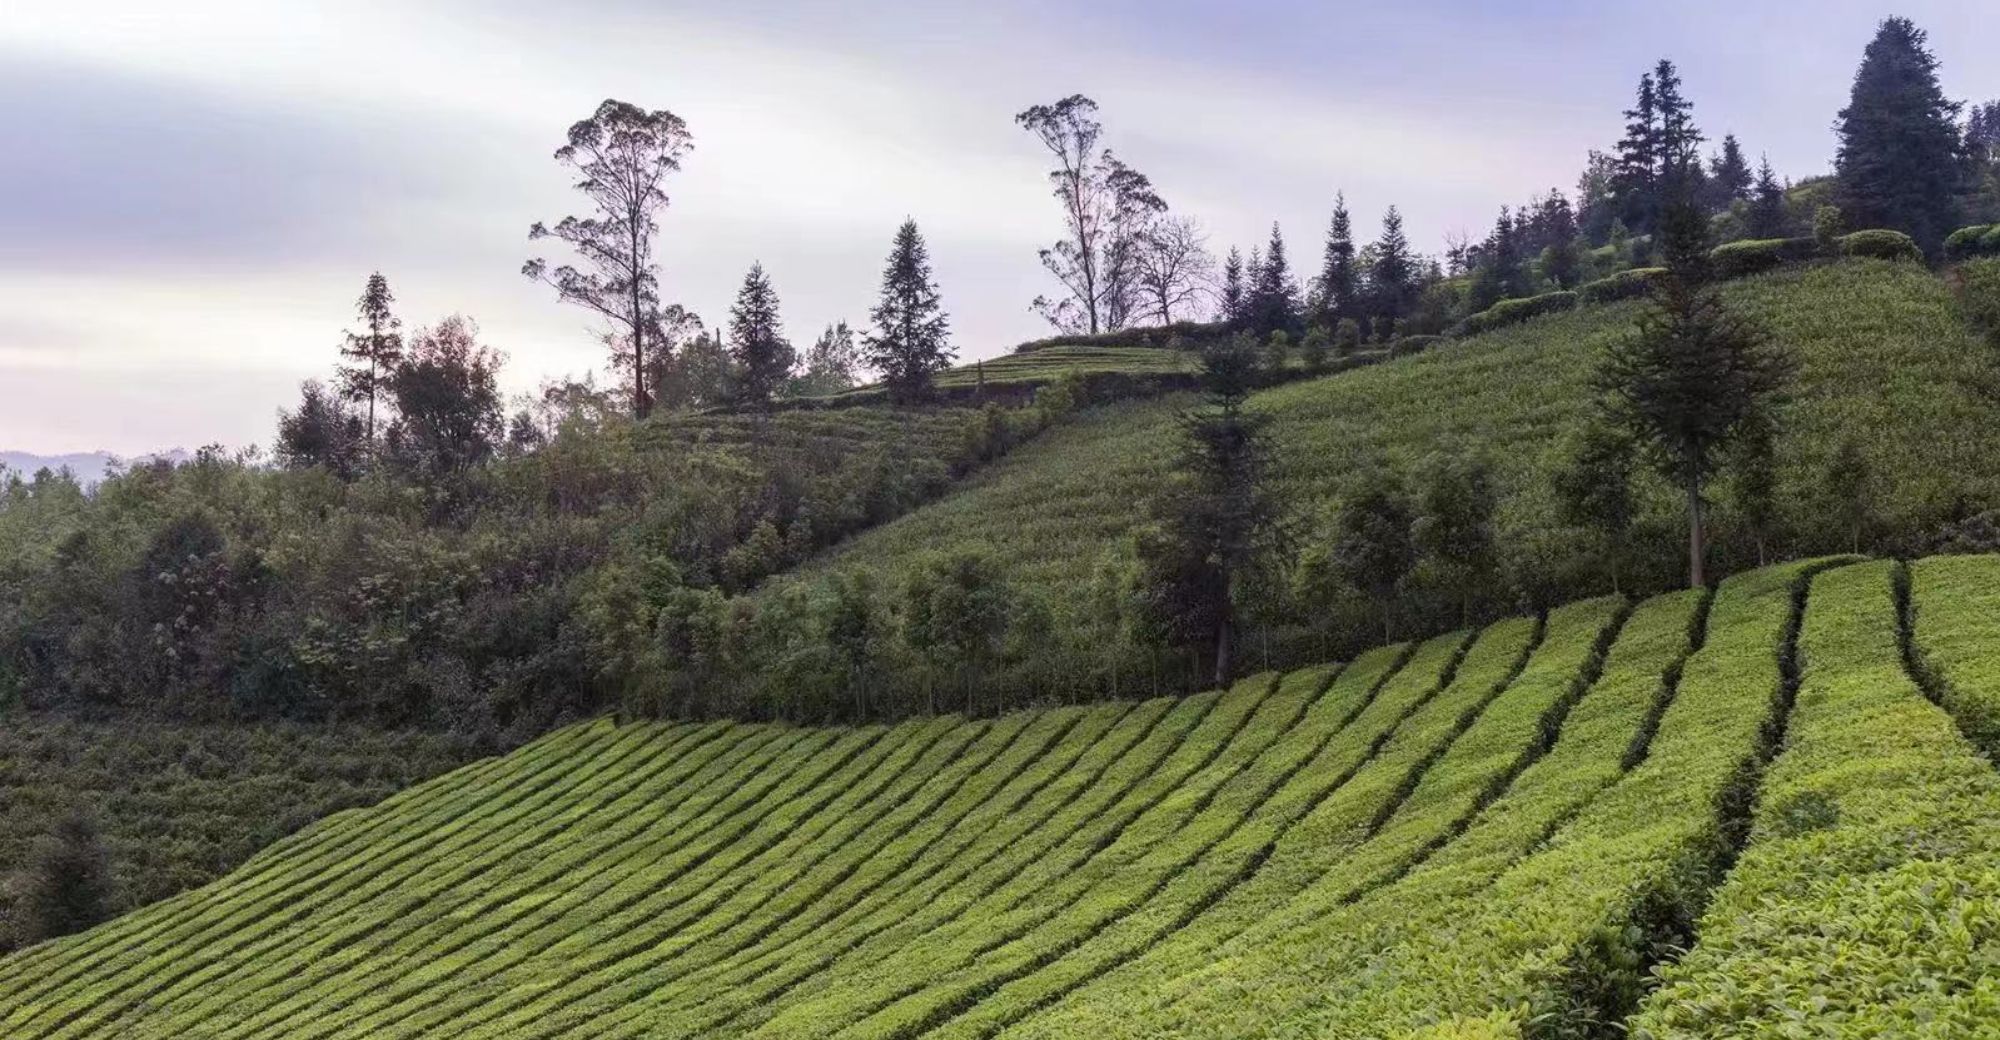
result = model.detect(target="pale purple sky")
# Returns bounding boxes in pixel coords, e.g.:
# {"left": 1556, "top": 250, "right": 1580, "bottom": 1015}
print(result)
{"left": 2, "top": 1, "right": 1994, "bottom": 455}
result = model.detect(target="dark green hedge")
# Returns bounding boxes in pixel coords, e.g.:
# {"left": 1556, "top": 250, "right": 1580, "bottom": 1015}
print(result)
{"left": 1837, "top": 229, "right": 1922, "bottom": 263}
{"left": 1457, "top": 290, "right": 1580, "bottom": 336}
{"left": 1577, "top": 267, "right": 1666, "bottom": 304}
{"left": 1011, "top": 320, "right": 1226, "bottom": 355}
{"left": 1710, "top": 237, "right": 1819, "bottom": 279}
{"left": 1944, "top": 225, "right": 1997, "bottom": 261}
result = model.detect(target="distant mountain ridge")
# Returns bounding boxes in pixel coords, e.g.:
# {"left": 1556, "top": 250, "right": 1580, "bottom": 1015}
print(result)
{"left": 1, "top": 449, "right": 192, "bottom": 486}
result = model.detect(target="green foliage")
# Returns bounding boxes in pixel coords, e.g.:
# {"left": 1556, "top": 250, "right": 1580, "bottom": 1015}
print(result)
{"left": 1457, "top": 291, "right": 1579, "bottom": 337}
{"left": 1576, "top": 267, "right": 1666, "bottom": 304}
{"left": 0, "top": 715, "right": 473, "bottom": 953}
{"left": 1954, "top": 257, "right": 2000, "bottom": 347}
{"left": 1943, "top": 224, "right": 1999, "bottom": 260}
{"left": 1836, "top": 229, "right": 1922, "bottom": 262}
{"left": 1707, "top": 237, "right": 1815, "bottom": 279}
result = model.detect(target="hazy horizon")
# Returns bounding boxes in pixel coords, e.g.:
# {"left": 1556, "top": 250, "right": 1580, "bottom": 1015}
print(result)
{"left": 4, "top": 0, "right": 1995, "bottom": 455}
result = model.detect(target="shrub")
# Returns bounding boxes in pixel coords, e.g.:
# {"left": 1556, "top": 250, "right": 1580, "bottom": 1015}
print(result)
{"left": 9, "top": 811, "right": 112, "bottom": 946}
{"left": 1954, "top": 258, "right": 2000, "bottom": 346}
{"left": 1457, "top": 291, "right": 1579, "bottom": 336}
{"left": 1983, "top": 226, "right": 2000, "bottom": 253}
{"left": 1813, "top": 204, "right": 1845, "bottom": 252}
{"left": 1709, "top": 238, "right": 1816, "bottom": 279}
{"left": 1837, "top": 229, "right": 1923, "bottom": 263}
{"left": 1011, "top": 320, "right": 1226, "bottom": 355}
{"left": 1577, "top": 267, "right": 1666, "bottom": 304}
{"left": 1393, "top": 335, "right": 1444, "bottom": 357}
{"left": 1944, "top": 224, "right": 1997, "bottom": 261}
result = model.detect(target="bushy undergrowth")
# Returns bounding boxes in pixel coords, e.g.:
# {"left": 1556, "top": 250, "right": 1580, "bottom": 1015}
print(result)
{"left": 0, "top": 406, "right": 1049, "bottom": 734}
{"left": 0, "top": 714, "right": 475, "bottom": 952}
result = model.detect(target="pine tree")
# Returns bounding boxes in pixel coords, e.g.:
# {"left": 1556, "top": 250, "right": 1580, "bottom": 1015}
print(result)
{"left": 1469, "top": 207, "right": 1525, "bottom": 312}
{"left": 1595, "top": 193, "right": 1793, "bottom": 588}
{"left": 1707, "top": 133, "right": 1753, "bottom": 210}
{"left": 1612, "top": 72, "right": 1661, "bottom": 235}
{"left": 337, "top": 273, "right": 402, "bottom": 443}
{"left": 1314, "top": 193, "right": 1359, "bottom": 326}
{"left": 1247, "top": 222, "right": 1302, "bottom": 336}
{"left": 1539, "top": 191, "right": 1583, "bottom": 289}
{"left": 1748, "top": 155, "right": 1789, "bottom": 238}
{"left": 1834, "top": 17, "right": 1965, "bottom": 254}
{"left": 1369, "top": 207, "right": 1415, "bottom": 340}
{"left": 1653, "top": 60, "right": 1705, "bottom": 195}
{"left": 728, "top": 263, "right": 793, "bottom": 407}
{"left": 1220, "top": 247, "right": 1245, "bottom": 327}
{"left": 865, "top": 220, "right": 954, "bottom": 403}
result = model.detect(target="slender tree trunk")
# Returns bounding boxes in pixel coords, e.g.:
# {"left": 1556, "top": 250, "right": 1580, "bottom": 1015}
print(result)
{"left": 1213, "top": 610, "right": 1232, "bottom": 689}
{"left": 1686, "top": 475, "right": 1706, "bottom": 588}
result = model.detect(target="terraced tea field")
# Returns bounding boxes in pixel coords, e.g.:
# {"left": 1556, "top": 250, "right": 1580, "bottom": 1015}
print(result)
{"left": 5, "top": 555, "right": 1999, "bottom": 1038}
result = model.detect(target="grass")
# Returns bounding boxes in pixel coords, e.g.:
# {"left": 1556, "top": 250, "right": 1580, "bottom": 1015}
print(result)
{"left": 3, "top": 555, "right": 1998, "bottom": 1037}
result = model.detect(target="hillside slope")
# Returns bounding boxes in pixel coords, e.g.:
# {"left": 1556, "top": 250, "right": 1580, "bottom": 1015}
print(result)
{"left": 782, "top": 259, "right": 2000, "bottom": 699}
{"left": 6, "top": 556, "right": 1998, "bottom": 1037}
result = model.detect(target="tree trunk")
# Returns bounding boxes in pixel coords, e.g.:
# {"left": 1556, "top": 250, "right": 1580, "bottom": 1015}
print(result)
{"left": 1686, "top": 476, "right": 1706, "bottom": 589}
{"left": 1213, "top": 611, "right": 1232, "bottom": 690}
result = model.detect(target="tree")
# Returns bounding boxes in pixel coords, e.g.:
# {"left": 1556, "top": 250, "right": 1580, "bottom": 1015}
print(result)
{"left": 1331, "top": 468, "right": 1417, "bottom": 642}
{"left": 387, "top": 316, "right": 505, "bottom": 477}
{"left": 1824, "top": 437, "right": 1873, "bottom": 554}
{"left": 653, "top": 329, "right": 733, "bottom": 412}
{"left": 1014, "top": 95, "right": 1166, "bottom": 335}
{"left": 1137, "top": 334, "right": 1279, "bottom": 686}
{"left": 1707, "top": 133, "right": 1754, "bottom": 211}
{"left": 1134, "top": 215, "right": 1215, "bottom": 325}
{"left": 1411, "top": 454, "right": 1498, "bottom": 623}
{"left": 1314, "top": 193, "right": 1361, "bottom": 326}
{"left": 1220, "top": 247, "right": 1246, "bottom": 327}
{"left": 1834, "top": 17, "right": 1965, "bottom": 254}
{"left": 1245, "top": 222, "right": 1302, "bottom": 337}
{"left": 1747, "top": 155, "right": 1789, "bottom": 238}
{"left": 337, "top": 273, "right": 402, "bottom": 442}
{"left": 788, "top": 321, "right": 863, "bottom": 398}
{"left": 1536, "top": 191, "right": 1583, "bottom": 289}
{"left": 275, "top": 381, "right": 365, "bottom": 479}
{"left": 525, "top": 99, "right": 692, "bottom": 419}
{"left": 1369, "top": 207, "right": 1416, "bottom": 340}
{"left": 865, "top": 219, "right": 954, "bottom": 403}
{"left": 11, "top": 811, "right": 111, "bottom": 945}
{"left": 1595, "top": 195, "right": 1793, "bottom": 588}
{"left": 902, "top": 548, "right": 1013, "bottom": 714}
{"left": 1554, "top": 424, "right": 1639, "bottom": 592}
{"left": 727, "top": 263, "right": 793, "bottom": 408}
{"left": 1612, "top": 61, "right": 1704, "bottom": 236}
{"left": 1726, "top": 412, "right": 1781, "bottom": 566}
{"left": 1468, "top": 208, "right": 1526, "bottom": 312}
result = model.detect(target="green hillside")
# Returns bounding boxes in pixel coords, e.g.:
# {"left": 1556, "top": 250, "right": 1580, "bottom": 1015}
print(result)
{"left": 770, "top": 259, "right": 2000, "bottom": 706}
{"left": 4, "top": 556, "right": 1997, "bottom": 1037}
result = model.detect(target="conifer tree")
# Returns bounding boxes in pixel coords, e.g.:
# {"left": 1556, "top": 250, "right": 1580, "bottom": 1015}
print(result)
{"left": 1653, "top": 60, "right": 1705, "bottom": 193}
{"left": 865, "top": 220, "right": 954, "bottom": 403}
{"left": 1247, "top": 222, "right": 1302, "bottom": 336}
{"left": 728, "top": 262, "right": 793, "bottom": 407}
{"left": 1469, "top": 208, "right": 1525, "bottom": 312}
{"left": 1748, "top": 155, "right": 1789, "bottom": 238}
{"left": 1314, "top": 193, "right": 1359, "bottom": 326}
{"left": 1707, "top": 133, "right": 1753, "bottom": 210}
{"left": 1596, "top": 193, "right": 1793, "bottom": 588}
{"left": 1220, "top": 247, "right": 1246, "bottom": 327}
{"left": 1369, "top": 207, "right": 1415, "bottom": 340}
{"left": 1834, "top": 16, "right": 1965, "bottom": 254}
{"left": 337, "top": 273, "right": 402, "bottom": 443}
{"left": 1612, "top": 72, "right": 1661, "bottom": 234}
{"left": 1612, "top": 61, "right": 1704, "bottom": 235}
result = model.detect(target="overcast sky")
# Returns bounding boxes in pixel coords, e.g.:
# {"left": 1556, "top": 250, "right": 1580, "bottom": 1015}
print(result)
{"left": 2, "top": 1, "right": 1994, "bottom": 455}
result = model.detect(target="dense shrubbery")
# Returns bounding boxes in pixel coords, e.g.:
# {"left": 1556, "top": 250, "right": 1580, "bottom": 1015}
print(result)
{"left": 1577, "top": 267, "right": 1666, "bottom": 304}
{"left": 1944, "top": 224, "right": 2000, "bottom": 260}
{"left": 0, "top": 406, "right": 1050, "bottom": 735}
{"left": 1011, "top": 321, "right": 1227, "bottom": 355}
{"left": 1836, "top": 228, "right": 1923, "bottom": 262}
{"left": 1708, "top": 237, "right": 1818, "bottom": 279}
{"left": 0, "top": 715, "right": 475, "bottom": 951}
{"left": 1456, "top": 291, "right": 1578, "bottom": 336}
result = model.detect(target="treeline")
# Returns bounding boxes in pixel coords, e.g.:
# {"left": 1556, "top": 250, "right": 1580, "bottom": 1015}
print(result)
{"left": 0, "top": 398, "right": 1058, "bottom": 734}
{"left": 1011, "top": 17, "right": 2000, "bottom": 360}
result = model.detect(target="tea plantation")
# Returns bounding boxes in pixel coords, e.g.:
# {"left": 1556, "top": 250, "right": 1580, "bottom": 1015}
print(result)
{"left": 5, "top": 555, "right": 1997, "bottom": 1037}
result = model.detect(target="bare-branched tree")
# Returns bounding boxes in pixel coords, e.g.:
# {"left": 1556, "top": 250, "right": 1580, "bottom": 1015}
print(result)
{"left": 525, "top": 99, "right": 692, "bottom": 419}
{"left": 1015, "top": 95, "right": 1166, "bottom": 335}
